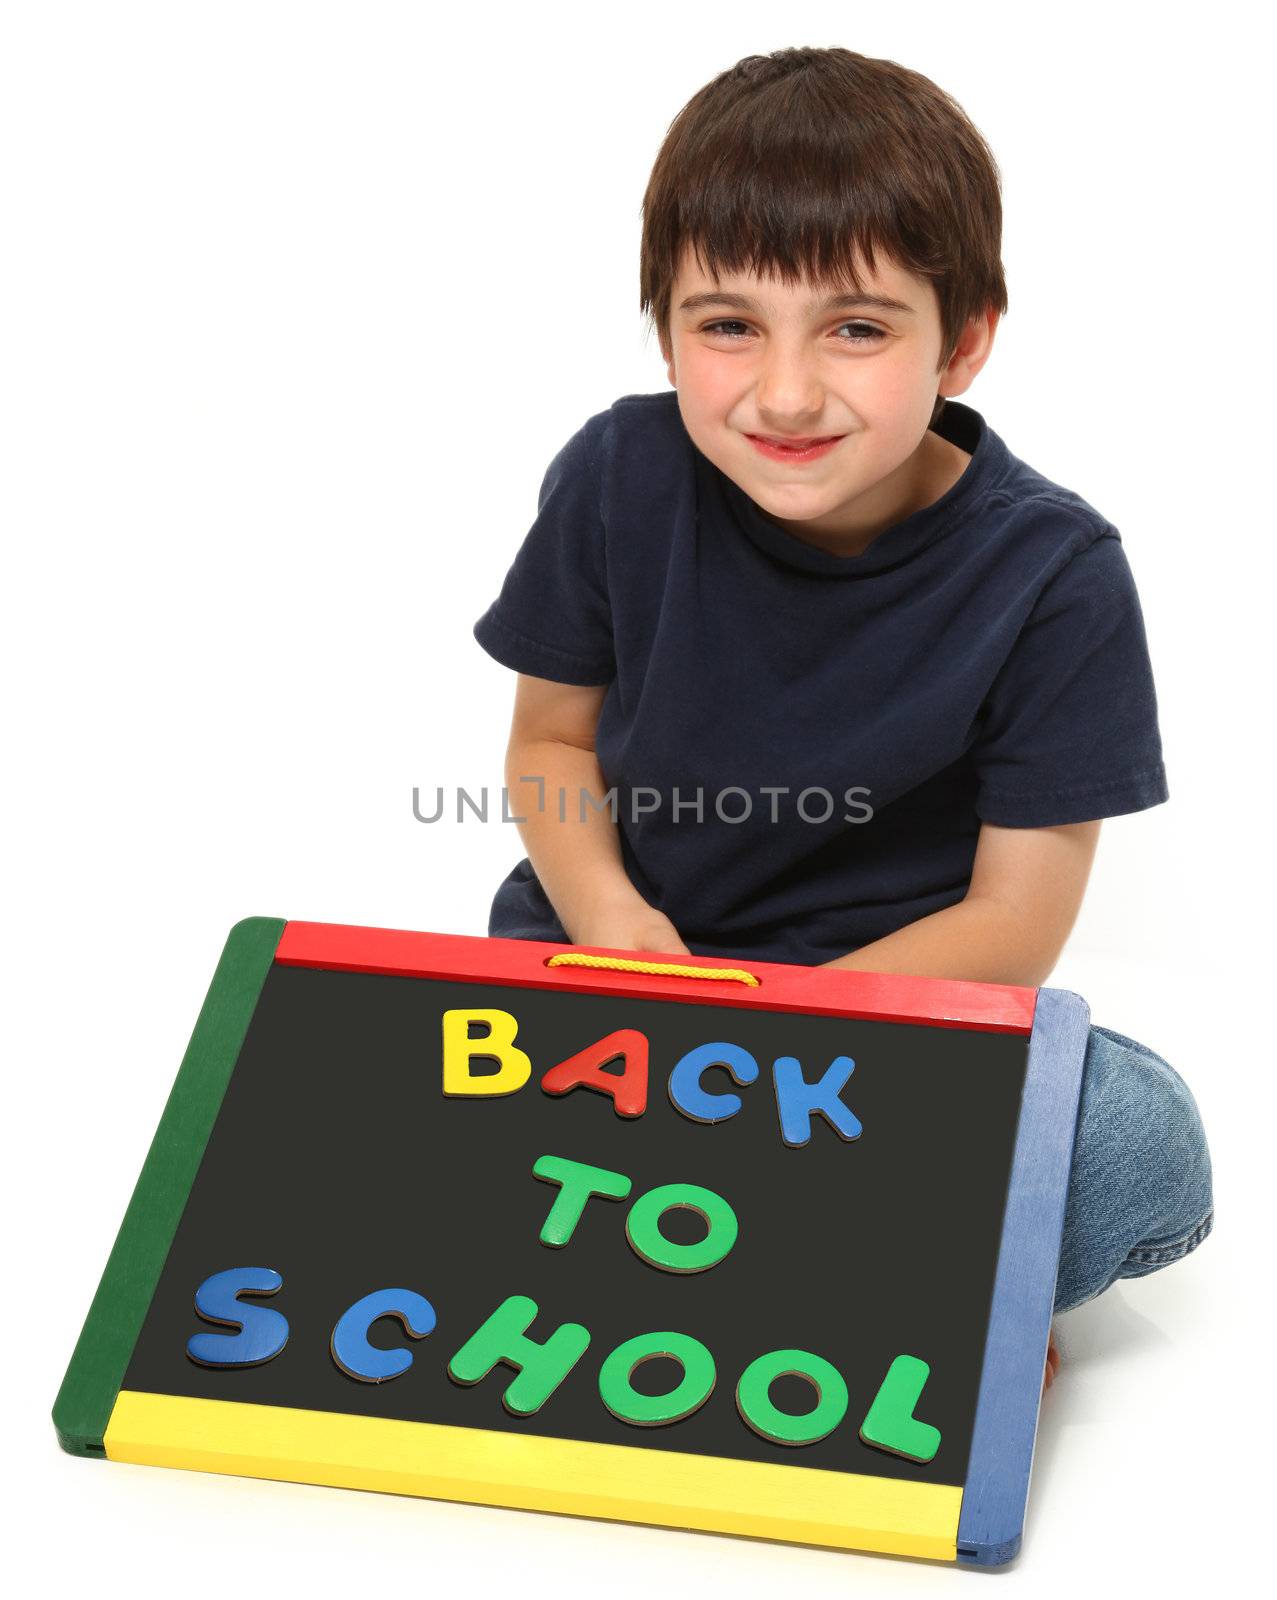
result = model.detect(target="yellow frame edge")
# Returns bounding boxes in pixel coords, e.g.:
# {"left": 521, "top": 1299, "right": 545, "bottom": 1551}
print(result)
{"left": 105, "top": 1390, "right": 960, "bottom": 1560}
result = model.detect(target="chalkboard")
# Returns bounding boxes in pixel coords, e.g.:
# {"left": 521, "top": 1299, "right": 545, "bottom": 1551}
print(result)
{"left": 54, "top": 918, "right": 1090, "bottom": 1567}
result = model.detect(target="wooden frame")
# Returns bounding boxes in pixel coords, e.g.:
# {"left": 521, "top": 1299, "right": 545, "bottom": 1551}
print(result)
{"left": 54, "top": 917, "right": 1088, "bottom": 1566}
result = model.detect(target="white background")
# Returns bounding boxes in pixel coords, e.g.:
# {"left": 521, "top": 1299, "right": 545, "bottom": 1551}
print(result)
{"left": 4, "top": 1, "right": 1272, "bottom": 1592}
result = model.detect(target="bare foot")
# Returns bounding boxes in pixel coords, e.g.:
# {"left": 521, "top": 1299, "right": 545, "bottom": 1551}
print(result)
{"left": 1043, "top": 1328, "right": 1061, "bottom": 1391}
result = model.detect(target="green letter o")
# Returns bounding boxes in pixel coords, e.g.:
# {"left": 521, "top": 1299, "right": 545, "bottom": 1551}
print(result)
{"left": 625, "top": 1182, "right": 738, "bottom": 1273}
{"left": 736, "top": 1348, "right": 848, "bottom": 1445}
{"left": 598, "top": 1331, "right": 716, "bottom": 1426}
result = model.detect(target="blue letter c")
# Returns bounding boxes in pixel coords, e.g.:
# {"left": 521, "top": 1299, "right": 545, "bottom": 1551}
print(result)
{"left": 331, "top": 1288, "right": 437, "bottom": 1383}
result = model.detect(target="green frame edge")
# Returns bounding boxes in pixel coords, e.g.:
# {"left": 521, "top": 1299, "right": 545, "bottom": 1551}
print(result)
{"left": 52, "top": 915, "right": 286, "bottom": 1456}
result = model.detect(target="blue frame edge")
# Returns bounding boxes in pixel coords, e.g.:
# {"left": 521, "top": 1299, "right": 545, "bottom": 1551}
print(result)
{"left": 956, "top": 986, "right": 1091, "bottom": 1566}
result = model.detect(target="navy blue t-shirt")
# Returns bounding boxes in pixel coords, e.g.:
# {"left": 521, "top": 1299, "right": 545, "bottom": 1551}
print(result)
{"left": 473, "top": 392, "right": 1169, "bottom": 966}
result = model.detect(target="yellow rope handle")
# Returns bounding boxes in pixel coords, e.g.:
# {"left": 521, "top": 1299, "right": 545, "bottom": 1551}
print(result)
{"left": 545, "top": 952, "right": 760, "bottom": 987}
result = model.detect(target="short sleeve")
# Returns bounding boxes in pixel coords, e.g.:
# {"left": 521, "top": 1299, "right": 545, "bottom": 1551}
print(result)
{"left": 472, "top": 413, "right": 616, "bottom": 685}
{"left": 971, "top": 529, "right": 1170, "bottom": 826}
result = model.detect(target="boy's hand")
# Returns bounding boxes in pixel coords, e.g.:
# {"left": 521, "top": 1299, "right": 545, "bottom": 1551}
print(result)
{"left": 565, "top": 889, "right": 691, "bottom": 958}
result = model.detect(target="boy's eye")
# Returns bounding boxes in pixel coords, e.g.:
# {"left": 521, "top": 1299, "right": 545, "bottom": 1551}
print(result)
{"left": 702, "top": 319, "right": 753, "bottom": 340}
{"left": 835, "top": 321, "right": 885, "bottom": 344}
{"left": 701, "top": 320, "right": 885, "bottom": 345}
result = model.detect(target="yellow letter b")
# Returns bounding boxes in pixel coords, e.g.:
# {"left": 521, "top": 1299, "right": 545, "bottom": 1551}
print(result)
{"left": 442, "top": 1008, "right": 532, "bottom": 1097}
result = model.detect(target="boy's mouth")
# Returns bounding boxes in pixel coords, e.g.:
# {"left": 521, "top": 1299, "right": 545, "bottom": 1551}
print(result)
{"left": 746, "top": 433, "right": 845, "bottom": 463}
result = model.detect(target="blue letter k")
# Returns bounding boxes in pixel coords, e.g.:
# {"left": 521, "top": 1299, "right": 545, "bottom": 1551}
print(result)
{"left": 772, "top": 1054, "right": 863, "bottom": 1148}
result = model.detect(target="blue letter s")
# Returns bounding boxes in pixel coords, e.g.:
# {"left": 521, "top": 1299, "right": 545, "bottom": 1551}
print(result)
{"left": 186, "top": 1266, "right": 289, "bottom": 1368}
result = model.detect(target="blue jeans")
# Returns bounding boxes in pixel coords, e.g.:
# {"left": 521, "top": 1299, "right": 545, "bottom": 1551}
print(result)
{"left": 1055, "top": 1024, "right": 1214, "bottom": 1313}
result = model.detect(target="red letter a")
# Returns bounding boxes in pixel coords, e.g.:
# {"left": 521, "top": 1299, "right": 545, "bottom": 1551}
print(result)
{"left": 539, "top": 1029, "right": 649, "bottom": 1117}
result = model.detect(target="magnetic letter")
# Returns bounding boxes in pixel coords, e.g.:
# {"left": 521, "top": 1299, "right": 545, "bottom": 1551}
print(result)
{"left": 859, "top": 1354, "right": 942, "bottom": 1463}
{"left": 540, "top": 1029, "right": 649, "bottom": 1117}
{"left": 736, "top": 1348, "right": 849, "bottom": 1446}
{"left": 442, "top": 1007, "right": 531, "bottom": 1097}
{"left": 772, "top": 1054, "right": 862, "bottom": 1147}
{"left": 532, "top": 1154, "right": 632, "bottom": 1247}
{"left": 446, "top": 1294, "right": 590, "bottom": 1415}
{"left": 330, "top": 1288, "right": 437, "bottom": 1383}
{"left": 598, "top": 1331, "right": 716, "bottom": 1426}
{"left": 186, "top": 1267, "right": 289, "bottom": 1368}
{"left": 668, "top": 1041, "right": 759, "bottom": 1124}
{"left": 625, "top": 1182, "right": 738, "bottom": 1273}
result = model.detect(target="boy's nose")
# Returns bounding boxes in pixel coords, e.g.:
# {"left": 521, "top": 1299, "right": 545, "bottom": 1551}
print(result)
{"left": 754, "top": 348, "right": 826, "bottom": 424}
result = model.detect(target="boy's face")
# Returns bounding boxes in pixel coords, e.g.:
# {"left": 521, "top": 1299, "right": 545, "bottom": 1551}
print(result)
{"left": 661, "top": 244, "right": 997, "bottom": 553}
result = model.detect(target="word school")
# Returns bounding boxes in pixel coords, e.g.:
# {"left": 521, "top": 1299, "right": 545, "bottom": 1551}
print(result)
{"left": 183, "top": 1156, "right": 941, "bottom": 1463}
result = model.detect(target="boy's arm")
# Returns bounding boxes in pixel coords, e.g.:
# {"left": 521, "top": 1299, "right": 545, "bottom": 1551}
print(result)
{"left": 504, "top": 673, "right": 688, "bottom": 952}
{"left": 818, "top": 819, "right": 1102, "bottom": 986}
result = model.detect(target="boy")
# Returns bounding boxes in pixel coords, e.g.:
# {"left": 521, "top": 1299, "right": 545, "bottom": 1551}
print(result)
{"left": 472, "top": 47, "right": 1212, "bottom": 1383}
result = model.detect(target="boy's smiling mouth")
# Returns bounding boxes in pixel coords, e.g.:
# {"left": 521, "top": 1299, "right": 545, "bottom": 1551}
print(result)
{"left": 745, "top": 433, "right": 845, "bottom": 463}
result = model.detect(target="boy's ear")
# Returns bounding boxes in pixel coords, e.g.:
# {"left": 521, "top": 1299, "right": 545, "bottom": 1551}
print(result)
{"left": 937, "top": 307, "right": 1000, "bottom": 399}
{"left": 659, "top": 329, "right": 675, "bottom": 387}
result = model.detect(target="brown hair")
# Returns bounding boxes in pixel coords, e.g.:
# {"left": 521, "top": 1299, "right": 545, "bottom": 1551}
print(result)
{"left": 640, "top": 47, "right": 1008, "bottom": 373}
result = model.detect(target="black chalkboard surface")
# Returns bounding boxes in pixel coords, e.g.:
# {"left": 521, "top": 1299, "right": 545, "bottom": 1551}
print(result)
{"left": 126, "top": 961, "right": 1029, "bottom": 1485}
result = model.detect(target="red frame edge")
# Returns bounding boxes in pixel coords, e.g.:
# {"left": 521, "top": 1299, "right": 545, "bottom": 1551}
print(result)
{"left": 275, "top": 921, "right": 1035, "bottom": 1035}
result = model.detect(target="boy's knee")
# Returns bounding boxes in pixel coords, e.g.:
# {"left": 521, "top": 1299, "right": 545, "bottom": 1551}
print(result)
{"left": 1080, "top": 1024, "right": 1206, "bottom": 1154}
{"left": 1057, "top": 1026, "right": 1214, "bottom": 1309}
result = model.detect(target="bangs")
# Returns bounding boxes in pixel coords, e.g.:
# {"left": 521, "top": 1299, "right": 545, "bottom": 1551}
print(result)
{"left": 672, "top": 197, "right": 919, "bottom": 303}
